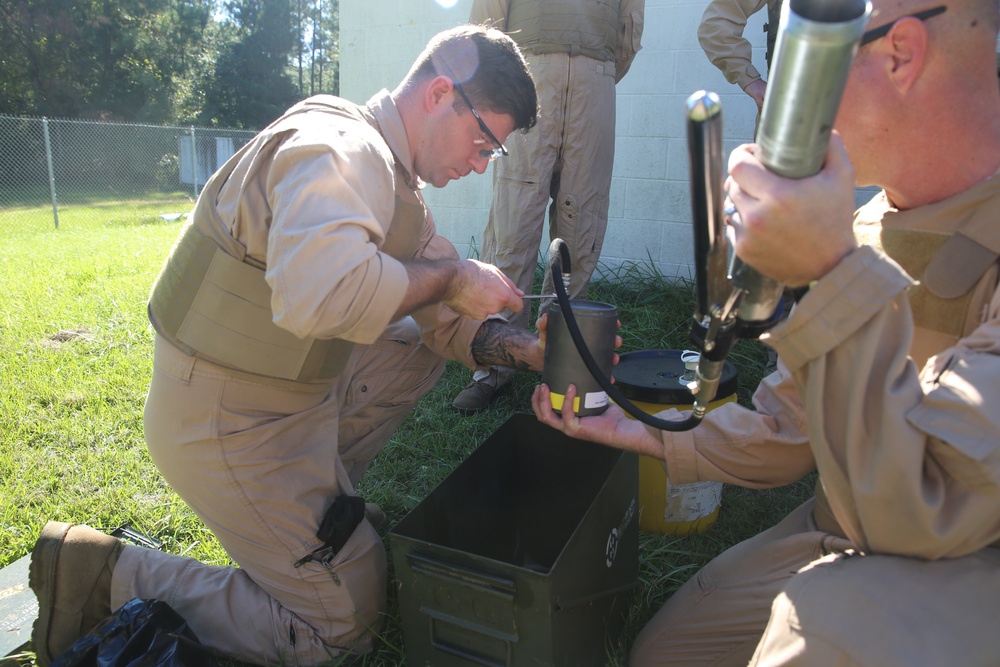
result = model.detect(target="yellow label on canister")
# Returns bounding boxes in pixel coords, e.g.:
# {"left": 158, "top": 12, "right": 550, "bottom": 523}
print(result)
{"left": 549, "top": 389, "right": 610, "bottom": 415}
{"left": 549, "top": 391, "right": 572, "bottom": 413}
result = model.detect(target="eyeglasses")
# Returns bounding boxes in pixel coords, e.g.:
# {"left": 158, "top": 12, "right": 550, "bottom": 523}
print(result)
{"left": 452, "top": 82, "right": 508, "bottom": 160}
{"left": 859, "top": 5, "right": 947, "bottom": 47}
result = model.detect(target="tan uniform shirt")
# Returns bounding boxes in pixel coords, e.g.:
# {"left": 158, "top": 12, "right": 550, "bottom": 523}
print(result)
{"left": 214, "top": 90, "right": 483, "bottom": 370}
{"left": 698, "top": 0, "right": 776, "bottom": 91}
{"left": 653, "top": 175, "right": 1000, "bottom": 559}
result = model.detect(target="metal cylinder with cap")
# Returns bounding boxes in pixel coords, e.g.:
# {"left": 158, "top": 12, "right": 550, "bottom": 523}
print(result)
{"left": 542, "top": 299, "right": 618, "bottom": 417}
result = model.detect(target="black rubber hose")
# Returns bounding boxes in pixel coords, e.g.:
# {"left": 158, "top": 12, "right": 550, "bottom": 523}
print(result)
{"left": 546, "top": 239, "right": 702, "bottom": 432}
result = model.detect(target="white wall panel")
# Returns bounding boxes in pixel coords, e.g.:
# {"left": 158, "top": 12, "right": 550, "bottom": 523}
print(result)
{"left": 341, "top": 0, "right": 770, "bottom": 275}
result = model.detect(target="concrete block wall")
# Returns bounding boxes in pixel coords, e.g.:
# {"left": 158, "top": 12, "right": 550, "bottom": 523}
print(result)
{"left": 340, "top": 0, "right": 770, "bottom": 278}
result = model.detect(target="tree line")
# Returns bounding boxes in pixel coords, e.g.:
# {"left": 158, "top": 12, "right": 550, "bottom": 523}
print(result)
{"left": 0, "top": 0, "right": 339, "bottom": 129}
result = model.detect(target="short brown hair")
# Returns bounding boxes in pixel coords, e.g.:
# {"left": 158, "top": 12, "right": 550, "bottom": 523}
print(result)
{"left": 407, "top": 24, "right": 538, "bottom": 133}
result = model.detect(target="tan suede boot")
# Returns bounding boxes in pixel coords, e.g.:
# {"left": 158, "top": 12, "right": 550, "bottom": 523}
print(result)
{"left": 451, "top": 366, "right": 514, "bottom": 414}
{"left": 29, "top": 521, "right": 125, "bottom": 666}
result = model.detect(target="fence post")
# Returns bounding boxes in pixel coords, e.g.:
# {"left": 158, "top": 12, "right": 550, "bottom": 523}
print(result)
{"left": 42, "top": 117, "right": 59, "bottom": 229}
{"left": 190, "top": 126, "right": 198, "bottom": 199}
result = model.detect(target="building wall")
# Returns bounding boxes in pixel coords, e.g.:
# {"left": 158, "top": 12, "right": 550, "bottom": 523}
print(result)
{"left": 340, "top": 0, "right": 772, "bottom": 278}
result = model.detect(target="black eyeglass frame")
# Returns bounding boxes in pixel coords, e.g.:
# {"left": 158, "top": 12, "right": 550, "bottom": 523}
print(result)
{"left": 452, "top": 82, "right": 509, "bottom": 160}
{"left": 859, "top": 5, "right": 947, "bottom": 46}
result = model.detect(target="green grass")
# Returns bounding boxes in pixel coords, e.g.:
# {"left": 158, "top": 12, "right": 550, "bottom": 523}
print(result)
{"left": 0, "top": 207, "right": 814, "bottom": 666}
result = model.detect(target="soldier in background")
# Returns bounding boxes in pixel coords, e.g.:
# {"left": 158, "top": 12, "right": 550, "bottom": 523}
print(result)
{"left": 536, "top": 0, "right": 1000, "bottom": 663}
{"left": 453, "top": 0, "right": 645, "bottom": 414}
{"left": 698, "top": 0, "right": 782, "bottom": 114}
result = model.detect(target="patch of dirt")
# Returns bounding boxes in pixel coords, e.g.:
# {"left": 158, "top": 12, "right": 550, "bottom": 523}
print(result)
{"left": 40, "top": 327, "right": 94, "bottom": 349}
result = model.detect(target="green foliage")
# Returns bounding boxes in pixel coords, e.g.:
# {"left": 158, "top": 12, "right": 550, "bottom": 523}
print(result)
{"left": 296, "top": 0, "right": 340, "bottom": 96}
{"left": 0, "top": 0, "right": 339, "bottom": 125}
{"left": 203, "top": 34, "right": 300, "bottom": 128}
{"left": 1, "top": 209, "right": 811, "bottom": 666}
{"left": 0, "top": 0, "right": 213, "bottom": 122}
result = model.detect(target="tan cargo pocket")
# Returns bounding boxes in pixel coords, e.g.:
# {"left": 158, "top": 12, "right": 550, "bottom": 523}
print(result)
{"left": 293, "top": 520, "right": 388, "bottom": 639}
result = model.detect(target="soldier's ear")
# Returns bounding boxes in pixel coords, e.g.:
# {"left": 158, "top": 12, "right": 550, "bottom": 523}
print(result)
{"left": 883, "top": 16, "right": 929, "bottom": 94}
{"left": 425, "top": 75, "right": 455, "bottom": 113}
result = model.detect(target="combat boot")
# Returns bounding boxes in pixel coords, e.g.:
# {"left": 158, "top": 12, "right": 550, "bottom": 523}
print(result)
{"left": 451, "top": 366, "right": 514, "bottom": 414}
{"left": 29, "top": 521, "right": 124, "bottom": 666}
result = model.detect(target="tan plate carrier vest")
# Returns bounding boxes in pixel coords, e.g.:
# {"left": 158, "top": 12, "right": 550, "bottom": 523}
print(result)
{"left": 506, "top": 0, "right": 621, "bottom": 62}
{"left": 147, "top": 97, "right": 426, "bottom": 383}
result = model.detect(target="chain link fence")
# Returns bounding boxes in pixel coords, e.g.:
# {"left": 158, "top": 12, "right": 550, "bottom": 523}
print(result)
{"left": 0, "top": 115, "right": 259, "bottom": 229}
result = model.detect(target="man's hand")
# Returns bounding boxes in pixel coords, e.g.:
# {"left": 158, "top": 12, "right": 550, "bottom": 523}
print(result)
{"left": 397, "top": 258, "right": 523, "bottom": 322}
{"left": 531, "top": 383, "right": 662, "bottom": 457}
{"left": 534, "top": 311, "right": 548, "bottom": 355}
{"left": 744, "top": 78, "right": 767, "bottom": 113}
{"left": 445, "top": 259, "right": 524, "bottom": 320}
{"left": 724, "top": 132, "right": 858, "bottom": 287}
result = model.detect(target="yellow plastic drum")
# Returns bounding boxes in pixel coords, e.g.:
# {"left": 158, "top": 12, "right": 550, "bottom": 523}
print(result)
{"left": 615, "top": 350, "right": 738, "bottom": 536}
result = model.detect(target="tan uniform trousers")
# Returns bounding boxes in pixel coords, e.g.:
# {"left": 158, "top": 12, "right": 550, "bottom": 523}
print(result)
{"left": 630, "top": 499, "right": 851, "bottom": 666}
{"left": 630, "top": 499, "right": 1000, "bottom": 666}
{"left": 749, "top": 546, "right": 1000, "bottom": 666}
{"left": 110, "top": 317, "right": 444, "bottom": 666}
{"left": 481, "top": 51, "right": 617, "bottom": 330}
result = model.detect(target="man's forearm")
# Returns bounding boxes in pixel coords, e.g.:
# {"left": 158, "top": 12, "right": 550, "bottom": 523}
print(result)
{"left": 698, "top": 0, "right": 767, "bottom": 89}
{"left": 394, "top": 259, "right": 458, "bottom": 320}
{"left": 471, "top": 319, "right": 543, "bottom": 372}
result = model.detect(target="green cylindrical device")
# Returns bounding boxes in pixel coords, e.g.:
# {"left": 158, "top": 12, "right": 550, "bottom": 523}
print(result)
{"left": 542, "top": 299, "right": 618, "bottom": 416}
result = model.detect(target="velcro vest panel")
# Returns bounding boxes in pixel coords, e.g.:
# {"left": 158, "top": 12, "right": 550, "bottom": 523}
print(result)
{"left": 506, "top": 0, "right": 620, "bottom": 62}
{"left": 149, "top": 97, "right": 422, "bottom": 383}
{"left": 149, "top": 221, "right": 356, "bottom": 382}
{"left": 881, "top": 230, "right": 972, "bottom": 339}
{"left": 854, "top": 225, "right": 1000, "bottom": 344}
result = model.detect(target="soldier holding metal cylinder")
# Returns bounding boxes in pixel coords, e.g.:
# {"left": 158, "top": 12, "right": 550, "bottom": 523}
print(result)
{"left": 535, "top": 0, "right": 1000, "bottom": 663}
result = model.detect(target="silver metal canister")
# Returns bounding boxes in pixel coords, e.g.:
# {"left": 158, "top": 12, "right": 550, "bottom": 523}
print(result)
{"left": 542, "top": 299, "right": 618, "bottom": 416}
{"left": 729, "top": 0, "right": 872, "bottom": 324}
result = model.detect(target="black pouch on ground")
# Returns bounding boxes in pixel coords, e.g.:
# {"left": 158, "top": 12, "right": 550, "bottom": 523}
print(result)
{"left": 50, "top": 598, "right": 222, "bottom": 667}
